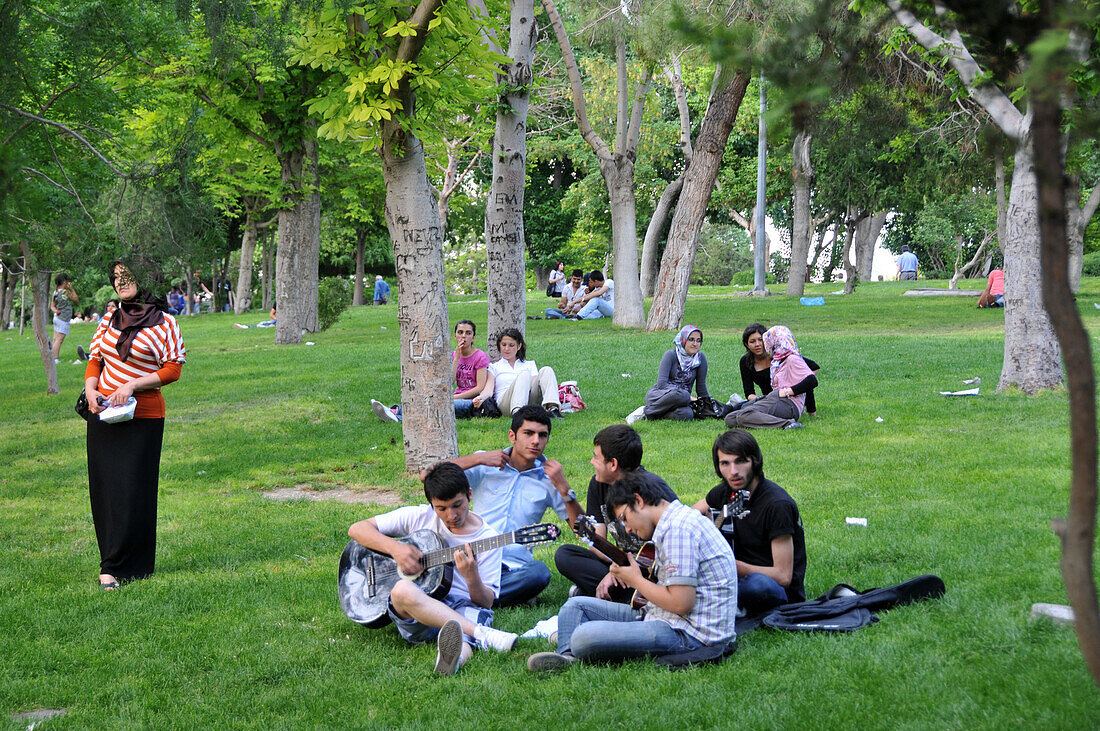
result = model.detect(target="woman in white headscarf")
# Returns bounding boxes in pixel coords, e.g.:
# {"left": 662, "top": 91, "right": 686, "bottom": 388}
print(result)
{"left": 628, "top": 325, "right": 709, "bottom": 423}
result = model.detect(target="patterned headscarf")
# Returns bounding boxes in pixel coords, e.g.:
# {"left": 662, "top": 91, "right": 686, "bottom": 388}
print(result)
{"left": 673, "top": 325, "right": 703, "bottom": 371}
{"left": 764, "top": 325, "right": 799, "bottom": 381}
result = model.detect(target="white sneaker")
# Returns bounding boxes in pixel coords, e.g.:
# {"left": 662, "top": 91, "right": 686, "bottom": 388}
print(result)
{"left": 729, "top": 393, "right": 745, "bottom": 405}
{"left": 434, "top": 619, "right": 465, "bottom": 675}
{"left": 625, "top": 405, "right": 645, "bottom": 425}
{"left": 370, "top": 399, "right": 399, "bottom": 423}
{"left": 568, "top": 584, "right": 580, "bottom": 598}
{"left": 54, "top": 358, "right": 61, "bottom": 364}
{"left": 473, "top": 625, "right": 517, "bottom": 652}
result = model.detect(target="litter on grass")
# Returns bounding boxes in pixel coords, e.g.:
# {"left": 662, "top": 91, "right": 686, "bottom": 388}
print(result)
{"left": 305, "top": 341, "right": 315, "bottom": 346}
{"left": 380, "top": 326, "right": 387, "bottom": 330}
{"left": 875, "top": 417, "right": 884, "bottom": 423}
{"left": 621, "top": 373, "right": 632, "bottom": 378}
{"left": 962, "top": 377, "right": 981, "bottom": 385}
{"left": 846, "top": 517, "right": 868, "bottom": 526}
{"left": 800, "top": 296, "right": 825, "bottom": 306}
{"left": 940, "top": 387, "right": 980, "bottom": 396}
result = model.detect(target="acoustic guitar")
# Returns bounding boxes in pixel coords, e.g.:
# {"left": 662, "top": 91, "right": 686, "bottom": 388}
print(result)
{"left": 572, "top": 515, "right": 655, "bottom": 610}
{"left": 338, "top": 523, "right": 560, "bottom": 627}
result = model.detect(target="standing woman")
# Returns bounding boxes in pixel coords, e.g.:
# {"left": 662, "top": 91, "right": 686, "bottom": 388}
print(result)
{"left": 476, "top": 328, "right": 563, "bottom": 418}
{"left": 630, "top": 325, "right": 710, "bottom": 422}
{"left": 84, "top": 261, "right": 186, "bottom": 590}
{"left": 725, "top": 325, "right": 814, "bottom": 430}
{"left": 547, "top": 261, "right": 565, "bottom": 297}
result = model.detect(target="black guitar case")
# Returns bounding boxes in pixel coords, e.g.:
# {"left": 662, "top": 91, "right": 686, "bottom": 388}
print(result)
{"left": 338, "top": 531, "right": 454, "bottom": 628}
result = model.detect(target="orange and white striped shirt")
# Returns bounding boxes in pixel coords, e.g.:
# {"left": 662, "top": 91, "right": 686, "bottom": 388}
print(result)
{"left": 85, "top": 311, "right": 186, "bottom": 419}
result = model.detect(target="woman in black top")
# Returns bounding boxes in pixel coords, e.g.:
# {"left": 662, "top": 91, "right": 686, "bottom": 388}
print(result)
{"left": 738, "top": 323, "right": 819, "bottom": 415}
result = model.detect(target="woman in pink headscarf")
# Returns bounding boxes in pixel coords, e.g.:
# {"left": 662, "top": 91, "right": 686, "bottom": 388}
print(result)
{"left": 724, "top": 325, "right": 816, "bottom": 430}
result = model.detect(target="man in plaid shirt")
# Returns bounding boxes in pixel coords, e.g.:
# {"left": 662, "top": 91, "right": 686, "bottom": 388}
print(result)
{"left": 528, "top": 470, "right": 736, "bottom": 672}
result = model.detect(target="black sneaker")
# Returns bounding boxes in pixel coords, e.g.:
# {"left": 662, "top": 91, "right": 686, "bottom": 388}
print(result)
{"left": 76, "top": 345, "right": 88, "bottom": 361}
{"left": 547, "top": 405, "right": 564, "bottom": 419}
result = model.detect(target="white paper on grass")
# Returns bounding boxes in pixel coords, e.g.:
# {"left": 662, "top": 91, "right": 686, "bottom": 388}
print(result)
{"left": 962, "top": 377, "right": 981, "bottom": 385}
{"left": 845, "top": 517, "right": 868, "bottom": 526}
{"left": 939, "top": 387, "right": 980, "bottom": 396}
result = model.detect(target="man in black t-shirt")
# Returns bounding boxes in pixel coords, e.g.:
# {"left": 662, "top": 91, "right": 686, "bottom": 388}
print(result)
{"left": 554, "top": 425, "right": 677, "bottom": 603}
{"left": 693, "top": 430, "right": 806, "bottom": 612}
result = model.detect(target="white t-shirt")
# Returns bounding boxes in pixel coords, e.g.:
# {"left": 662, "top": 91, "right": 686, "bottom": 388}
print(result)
{"left": 489, "top": 358, "right": 539, "bottom": 401}
{"left": 372, "top": 504, "right": 503, "bottom": 604}
{"left": 597, "top": 278, "right": 614, "bottom": 306}
{"left": 559, "top": 282, "right": 585, "bottom": 307}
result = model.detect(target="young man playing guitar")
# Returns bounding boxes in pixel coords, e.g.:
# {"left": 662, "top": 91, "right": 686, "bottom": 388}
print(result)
{"left": 527, "top": 470, "right": 736, "bottom": 672}
{"left": 692, "top": 429, "right": 807, "bottom": 613}
{"left": 348, "top": 462, "right": 518, "bottom": 675}
{"left": 445, "top": 405, "right": 581, "bottom": 606}
{"left": 554, "top": 425, "right": 678, "bottom": 604}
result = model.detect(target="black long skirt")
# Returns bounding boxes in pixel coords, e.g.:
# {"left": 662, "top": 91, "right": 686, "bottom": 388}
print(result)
{"left": 87, "top": 417, "right": 165, "bottom": 581}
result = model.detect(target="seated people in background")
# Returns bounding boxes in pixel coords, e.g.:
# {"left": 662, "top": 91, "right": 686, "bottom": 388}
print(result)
{"left": 737, "top": 323, "right": 820, "bottom": 415}
{"left": 371, "top": 320, "right": 488, "bottom": 422}
{"left": 348, "top": 462, "right": 517, "bottom": 675}
{"left": 725, "top": 325, "right": 816, "bottom": 430}
{"left": 693, "top": 429, "right": 806, "bottom": 613}
{"left": 234, "top": 307, "right": 278, "bottom": 329}
{"left": 978, "top": 268, "right": 1004, "bottom": 308}
{"left": 373, "top": 275, "right": 391, "bottom": 305}
{"left": 545, "top": 269, "right": 586, "bottom": 319}
{"left": 526, "top": 470, "right": 736, "bottom": 672}
{"left": 573, "top": 270, "right": 614, "bottom": 320}
{"left": 554, "top": 425, "right": 679, "bottom": 604}
{"left": 446, "top": 406, "right": 581, "bottom": 606}
{"left": 477, "top": 328, "right": 564, "bottom": 418}
{"left": 627, "top": 325, "right": 710, "bottom": 423}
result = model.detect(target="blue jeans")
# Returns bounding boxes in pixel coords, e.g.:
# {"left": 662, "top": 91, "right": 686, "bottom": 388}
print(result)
{"left": 578, "top": 298, "right": 613, "bottom": 320}
{"left": 545, "top": 308, "right": 566, "bottom": 319}
{"left": 394, "top": 399, "right": 475, "bottom": 422}
{"left": 495, "top": 559, "right": 551, "bottom": 607}
{"left": 556, "top": 596, "right": 703, "bottom": 662}
{"left": 739, "top": 573, "right": 788, "bottom": 613}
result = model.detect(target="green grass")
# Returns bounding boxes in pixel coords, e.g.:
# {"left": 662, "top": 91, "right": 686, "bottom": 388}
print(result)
{"left": 2, "top": 279, "right": 1099, "bottom": 728}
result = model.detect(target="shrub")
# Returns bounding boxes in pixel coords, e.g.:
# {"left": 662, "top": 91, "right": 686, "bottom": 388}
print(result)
{"left": 318, "top": 276, "right": 352, "bottom": 331}
{"left": 1082, "top": 251, "right": 1100, "bottom": 277}
{"left": 731, "top": 269, "right": 776, "bottom": 286}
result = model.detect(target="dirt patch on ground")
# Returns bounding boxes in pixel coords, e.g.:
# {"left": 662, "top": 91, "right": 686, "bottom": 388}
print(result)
{"left": 262, "top": 485, "right": 404, "bottom": 505}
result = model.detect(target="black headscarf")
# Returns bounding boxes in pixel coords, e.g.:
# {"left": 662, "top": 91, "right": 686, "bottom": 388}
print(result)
{"left": 108, "top": 259, "right": 169, "bottom": 362}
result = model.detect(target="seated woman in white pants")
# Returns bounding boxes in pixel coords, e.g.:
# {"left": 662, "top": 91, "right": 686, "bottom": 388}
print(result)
{"left": 475, "top": 328, "right": 563, "bottom": 418}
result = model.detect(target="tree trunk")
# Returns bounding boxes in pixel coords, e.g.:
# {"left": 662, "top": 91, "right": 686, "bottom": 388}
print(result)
{"left": 20, "top": 241, "right": 58, "bottom": 395}
{"left": 647, "top": 69, "right": 750, "bottom": 331}
{"left": 382, "top": 127, "right": 458, "bottom": 471}
{"left": 1033, "top": 93, "right": 1100, "bottom": 688}
{"left": 234, "top": 211, "right": 259, "bottom": 314}
{"left": 998, "top": 140, "right": 1063, "bottom": 394}
{"left": 353, "top": 229, "right": 366, "bottom": 306}
{"left": 485, "top": 0, "right": 535, "bottom": 356}
{"left": 533, "top": 266, "right": 550, "bottom": 292}
{"left": 603, "top": 155, "right": 644, "bottom": 327}
{"left": 842, "top": 210, "right": 859, "bottom": 295}
{"left": 995, "top": 138, "right": 1007, "bottom": 255}
{"left": 0, "top": 264, "right": 19, "bottom": 330}
{"left": 855, "top": 211, "right": 887, "bottom": 282}
{"left": 262, "top": 229, "right": 274, "bottom": 312}
{"left": 1066, "top": 177, "right": 1100, "bottom": 294}
{"left": 274, "top": 136, "right": 321, "bottom": 344}
{"left": 787, "top": 118, "right": 813, "bottom": 297}
{"left": 640, "top": 174, "right": 683, "bottom": 298}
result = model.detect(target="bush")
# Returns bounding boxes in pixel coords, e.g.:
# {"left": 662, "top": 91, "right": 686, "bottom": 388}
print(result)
{"left": 731, "top": 269, "right": 776, "bottom": 286}
{"left": 1082, "top": 251, "right": 1100, "bottom": 277}
{"left": 318, "top": 276, "right": 352, "bottom": 331}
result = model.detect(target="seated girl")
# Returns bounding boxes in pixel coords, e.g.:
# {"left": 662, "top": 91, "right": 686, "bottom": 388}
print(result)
{"left": 475, "top": 328, "right": 563, "bottom": 418}
{"left": 738, "top": 323, "right": 819, "bottom": 415}
{"left": 725, "top": 325, "right": 816, "bottom": 430}
{"left": 371, "top": 320, "right": 490, "bottom": 422}
{"left": 628, "top": 325, "right": 709, "bottom": 422}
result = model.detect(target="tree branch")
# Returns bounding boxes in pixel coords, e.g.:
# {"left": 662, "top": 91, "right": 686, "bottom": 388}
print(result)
{"left": 0, "top": 103, "right": 129, "bottom": 177}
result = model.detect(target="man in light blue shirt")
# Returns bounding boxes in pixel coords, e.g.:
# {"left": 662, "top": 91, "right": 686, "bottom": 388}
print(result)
{"left": 373, "top": 275, "right": 391, "bottom": 305}
{"left": 448, "top": 405, "right": 581, "bottom": 606}
{"left": 896, "top": 245, "right": 918, "bottom": 281}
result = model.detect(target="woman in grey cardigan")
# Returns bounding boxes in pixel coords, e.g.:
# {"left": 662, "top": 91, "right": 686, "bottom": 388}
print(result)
{"left": 626, "top": 325, "right": 709, "bottom": 423}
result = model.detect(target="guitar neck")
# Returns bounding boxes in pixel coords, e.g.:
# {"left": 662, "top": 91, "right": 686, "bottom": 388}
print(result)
{"left": 420, "top": 531, "right": 518, "bottom": 569}
{"left": 583, "top": 531, "right": 632, "bottom": 567}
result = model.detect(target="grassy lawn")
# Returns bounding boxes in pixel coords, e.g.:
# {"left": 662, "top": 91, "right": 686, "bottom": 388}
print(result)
{"left": 2, "top": 279, "right": 1098, "bottom": 728}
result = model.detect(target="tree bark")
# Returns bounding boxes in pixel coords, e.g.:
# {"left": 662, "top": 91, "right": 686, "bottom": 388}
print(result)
{"left": 234, "top": 209, "right": 258, "bottom": 315}
{"left": 273, "top": 135, "right": 320, "bottom": 344}
{"left": 787, "top": 114, "right": 813, "bottom": 296}
{"left": 20, "top": 241, "right": 58, "bottom": 395}
{"left": 640, "top": 174, "right": 684, "bottom": 298}
{"left": 842, "top": 209, "right": 859, "bottom": 295}
{"left": 353, "top": 229, "right": 366, "bottom": 306}
{"left": 262, "top": 228, "right": 274, "bottom": 312}
{"left": 854, "top": 211, "right": 886, "bottom": 282}
{"left": 1066, "top": 176, "right": 1100, "bottom": 294}
{"left": 485, "top": 0, "right": 535, "bottom": 356}
{"left": 1033, "top": 93, "right": 1100, "bottom": 688}
{"left": 998, "top": 141, "right": 1063, "bottom": 393}
{"left": 995, "top": 138, "right": 1007, "bottom": 256}
{"left": 646, "top": 69, "right": 750, "bottom": 331}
